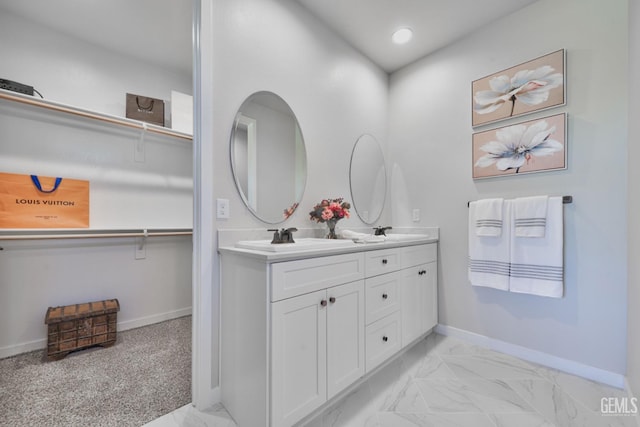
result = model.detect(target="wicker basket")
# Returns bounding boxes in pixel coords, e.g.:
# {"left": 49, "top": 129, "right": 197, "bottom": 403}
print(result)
{"left": 44, "top": 299, "right": 120, "bottom": 360}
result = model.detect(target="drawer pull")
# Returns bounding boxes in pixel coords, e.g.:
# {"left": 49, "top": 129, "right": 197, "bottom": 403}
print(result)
{"left": 329, "top": 297, "right": 336, "bottom": 304}
{"left": 382, "top": 336, "right": 388, "bottom": 342}
{"left": 382, "top": 293, "right": 388, "bottom": 300}
{"left": 418, "top": 270, "right": 427, "bottom": 275}
{"left": 382, "top": 259, "right": 388, "bottom": 265}
{"left": 320, "top": 299, "right": 327, "bottom": 307}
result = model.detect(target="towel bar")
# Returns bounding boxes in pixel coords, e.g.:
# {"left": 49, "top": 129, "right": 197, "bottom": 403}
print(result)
{"left": 467, "top": 196, "right": 572, "bottom": 207}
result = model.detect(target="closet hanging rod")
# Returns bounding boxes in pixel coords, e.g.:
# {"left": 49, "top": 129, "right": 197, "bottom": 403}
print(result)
{"left": 0, "top": 228, "right": 193, "bottom": 241}
{"left": 0, "top": 90, "right": 192, "bottom": 141}
{"left": 467, "top": 195, "right": 572, "bottom": 207}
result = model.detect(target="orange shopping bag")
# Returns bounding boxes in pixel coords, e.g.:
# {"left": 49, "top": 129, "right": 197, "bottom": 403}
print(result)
{"left": 0, "top": 172, "right": 89, "bottom": 228}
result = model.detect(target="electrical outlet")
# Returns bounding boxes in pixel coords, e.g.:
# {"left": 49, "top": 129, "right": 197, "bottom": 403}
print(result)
{"left": 217, "top": 198, "right": 230, "bottom": 219}
{"left": 412, "top": 209, "right": 420, "bottom": 222}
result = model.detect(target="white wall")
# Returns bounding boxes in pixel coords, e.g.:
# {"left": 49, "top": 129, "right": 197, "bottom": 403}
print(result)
{"left": 204, "top": 0, "right": 389, "bottom": 390}
{"left": 0, "top": 9, "right": 192, "bottom": 118}
{"left": 0, "top": 8, "right": 194, "bottom": 357}
{"left": 0, "top": 107, "right": 193, "bottom": 229}
{"left": 0, "top": 236, "right": 192, "bottom": 358}
{"left": 627, "top": 0, "right": 640, "bottom": 396}
{"left": 210, "top": 0, "right": 389, "bottom": 230}
{"left": 388, "top": 0, "right": 628, "bottom": 375}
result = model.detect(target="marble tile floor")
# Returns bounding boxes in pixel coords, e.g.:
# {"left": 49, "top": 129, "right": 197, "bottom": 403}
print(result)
{"left": 144, "top": 334, "right": 639, "bottom": 427}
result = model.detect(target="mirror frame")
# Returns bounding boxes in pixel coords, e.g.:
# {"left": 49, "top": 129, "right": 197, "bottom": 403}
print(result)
{"left": 229, "top": 91, "right": 308, "bottom": 224}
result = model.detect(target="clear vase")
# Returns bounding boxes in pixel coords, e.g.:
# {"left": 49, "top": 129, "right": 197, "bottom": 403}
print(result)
{"left": 326, "top": 219, "right": 338, "bottom": 239}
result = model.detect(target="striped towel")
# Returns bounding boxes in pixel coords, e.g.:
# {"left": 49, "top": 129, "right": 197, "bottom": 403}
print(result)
{"left": 509, "top": 196, "right": 564, "bottom": 298}
{"left": 513, "top": 196, "right": 548, "bottom": 237}
{"left": 468, "top": 200, "right": 511, "bottom": 291}
{"left": 474, "top": 198, "right": 504, "bottom": 237}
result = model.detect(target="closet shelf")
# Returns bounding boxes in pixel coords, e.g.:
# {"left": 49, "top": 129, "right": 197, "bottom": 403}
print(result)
{"left": 0, "top": 89, "right": 192, "bottom": 141}
{"left": 0, "top": 228, "right": 193, "bottom": 241}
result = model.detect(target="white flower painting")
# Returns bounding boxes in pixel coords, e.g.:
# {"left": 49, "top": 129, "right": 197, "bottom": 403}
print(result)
{"left": 472, "top": 113, "right": 566, "bottom": 179}
{"left": 472, "top": 50, "right": 565, "bottom": 127}
{"left": 474, "top": 66, "right": 563, "bottom": 115}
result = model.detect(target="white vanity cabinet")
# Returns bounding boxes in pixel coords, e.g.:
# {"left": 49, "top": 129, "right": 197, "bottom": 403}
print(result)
{"left": 363, "top": 269, "right": 402, "bottom": 372}
{"left": 399, "top": 244, "right": 438, "bottom": 346}
{"left": 363, "top": 244, "right": 438, "bottom": 371}
{"left": 271, "top": 279, "right": 365, "bottom": 426}
{"left": 220, "top": 240, "right": 437, "bottom": 427}
{"left": 401, "top": 262, "right": 438, "bottom": 346}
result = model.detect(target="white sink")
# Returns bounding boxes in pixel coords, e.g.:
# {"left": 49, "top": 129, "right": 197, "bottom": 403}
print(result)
{"left": 235, "top": 238, "right": 356, "bottom": 252}
{"left": 384, "top": 233, "right": 431, "bottom": 242}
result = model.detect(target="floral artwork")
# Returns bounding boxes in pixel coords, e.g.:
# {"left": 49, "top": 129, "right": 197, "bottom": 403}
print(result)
{"left": 309, "top": 198, "right": 350, "bottom": 239}
{"left": 472, "top": 113, "right": 566, "bottom": 179}
{"left": 472, "top": 50, "right": 565, "bottom": 127}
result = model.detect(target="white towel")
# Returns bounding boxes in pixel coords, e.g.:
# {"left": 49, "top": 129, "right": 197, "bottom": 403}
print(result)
{"left": 509, "top": 196, "right": 563, "bottom": 298}
{"left": 513, "top": 196, "right": 549, "bottom": 237}
{"left": 474, "top": 198, "right": 504, "bottom": 236}
{"left": 340, "top": 229, "right": 386, "bottom": 243}
{"left": 468, "top": 200, "right": 511, "bottom": 291}
{"left": 340, "top": 229, "right": 369, "bottom": 240}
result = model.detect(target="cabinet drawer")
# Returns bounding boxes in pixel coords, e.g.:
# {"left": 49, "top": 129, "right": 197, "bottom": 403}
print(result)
{"left": 365, "top": 248, "right": 402, "bottom": 277}
{"left": 365, "top": 311, "right": 401, "bottom": 373}
{"left": 271, "top": 253, "right": 365, "bottom": 301}
{"left": 365, "top": 271, "right": 401, "bottom": 325}
{"left": 401, "top": 243, "right": 437, "bottom": 268}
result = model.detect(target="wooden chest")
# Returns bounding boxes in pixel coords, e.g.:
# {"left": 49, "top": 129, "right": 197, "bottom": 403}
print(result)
{"left": 44, "top": 299, "right": 120, "bottom": 360}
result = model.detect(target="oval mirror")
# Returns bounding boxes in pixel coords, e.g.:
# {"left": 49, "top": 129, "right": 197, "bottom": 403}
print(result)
{"left": 230, "top": 91, "right": 307, "bottom": 224}
{"left": 349, "top": 134, "right": 386, "bottom": 224}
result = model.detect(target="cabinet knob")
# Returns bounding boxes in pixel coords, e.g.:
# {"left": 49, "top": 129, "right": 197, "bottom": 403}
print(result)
{"left": 329, "top": 297, "right": 336, "bottom": 304}
{"left": 382, "top": 259, "right": 388, "bottom": 265}
{"left": 382, "top": 293, "right": 388, "bottom": 300}
{"left": 320, "top": 299, "right": 327, "bottom": 307}
{"left": 382, "top": 336, "right": 388, "bottom": 342}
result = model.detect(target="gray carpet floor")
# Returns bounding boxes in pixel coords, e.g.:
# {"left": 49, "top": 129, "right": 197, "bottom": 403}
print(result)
{"left": 0, "top": 315, "right": 191, "bottom": 427}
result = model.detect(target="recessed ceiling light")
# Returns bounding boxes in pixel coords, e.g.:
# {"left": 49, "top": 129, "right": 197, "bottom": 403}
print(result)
{"left": 392, "top": 27, "right": 413, "bottom": 45}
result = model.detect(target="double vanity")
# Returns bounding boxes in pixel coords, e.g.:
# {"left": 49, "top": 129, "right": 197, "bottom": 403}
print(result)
{"left": 224, "top": 90, "right": 437, "bottom": 426}
{"left": 219, "top": 231, "right": 438, "bottom": 427}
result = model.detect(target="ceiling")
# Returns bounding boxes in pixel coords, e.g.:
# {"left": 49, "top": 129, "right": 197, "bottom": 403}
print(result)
{"left": 0, "top": 0, "right": 540, "bottom": 75}
{"left": 296, "top": 0, "right": 541, "bottom": 73}
{"left": 0, "top": 0, "right": 193, "bottom": 75}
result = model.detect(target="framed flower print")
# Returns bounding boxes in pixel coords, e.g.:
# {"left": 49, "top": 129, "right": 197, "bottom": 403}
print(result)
{"left": 472, "top": 113, "right": 567, "bottom": 179}
{"left": 472, "top": 49, "right": 565, "bottom": 127}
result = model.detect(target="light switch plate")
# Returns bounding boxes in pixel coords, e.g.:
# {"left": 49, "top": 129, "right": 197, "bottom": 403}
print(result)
{"left": 412, "top": 209, "right": 420, "bottom": 222}
{"left": 217, "top": 198, "right": 230, "bottom": 219}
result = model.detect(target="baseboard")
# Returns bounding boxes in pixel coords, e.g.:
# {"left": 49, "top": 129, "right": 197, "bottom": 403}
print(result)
{"left": 192, "top": 386, "right": 220, "bottom": 410}
{"left": 118, "top": 307, "right": 192, "bottom": 332}
{"left": 0, "top": 338, "right": 46, "bottom": 359}
{"left": 0, "top": 307, "right": 192, "bottom": 359}
{"left": 435, "top": 324, "right": 626, "bottom": 389}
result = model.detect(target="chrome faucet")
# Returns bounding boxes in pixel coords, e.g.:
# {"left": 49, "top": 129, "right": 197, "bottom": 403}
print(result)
{"left": 268, "top": 227, "right": 298, "bottom": 244}
{"left": 373, "top": 226, "right": 392, "bottom": 236}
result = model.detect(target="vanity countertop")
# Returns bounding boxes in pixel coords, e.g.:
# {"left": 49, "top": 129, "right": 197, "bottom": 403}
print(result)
{"left": 218, "top": 228, "right": 439, "bottom": 262}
